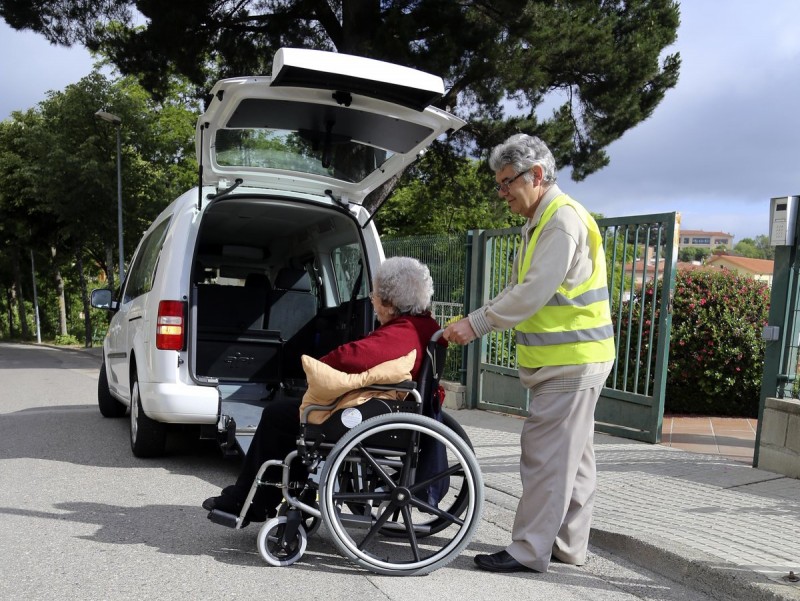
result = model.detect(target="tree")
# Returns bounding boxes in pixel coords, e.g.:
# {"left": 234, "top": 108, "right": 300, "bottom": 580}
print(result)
{"left": 0, "top": 71, "right": 198, "bottom": 344}
{"left": 0, "top": 112, "right": 43, "bottom": 340}
{"left": 378, "top": 142, "right": 523, "bottom": 237}
{"left": 754, "top": 234, "right": 775, "bottom": 260}
{"left": 678, "top": 246, "right": 710, "bottom": 263}
{"left": 1, "top": 0, "right": 681, "bottom": 195}
{"left": 733, "top": 235, "right": 774, "bottom": 260}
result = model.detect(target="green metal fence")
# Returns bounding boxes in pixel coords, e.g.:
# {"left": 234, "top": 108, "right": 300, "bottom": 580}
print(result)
{"left": 383, "top": 234, "right": 467, "bottom": 382}
{"left": 595, "top": 214, "right": 678, "bottom": 442}
{"left": 387, "top": 213, "right": 677, "bottom": 443}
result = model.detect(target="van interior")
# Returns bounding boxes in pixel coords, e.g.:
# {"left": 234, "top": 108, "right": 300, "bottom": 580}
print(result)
{"left": 190, "top": 195, "right": 375, "bottom": 453}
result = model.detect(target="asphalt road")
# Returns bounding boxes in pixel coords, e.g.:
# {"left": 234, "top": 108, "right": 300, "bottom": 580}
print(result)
{"left": 0, "top": 342, "right": 714, "bottom": 601}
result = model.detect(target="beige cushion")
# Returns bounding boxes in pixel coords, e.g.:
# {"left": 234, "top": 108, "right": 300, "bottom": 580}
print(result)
{"left": 299, "top": 350, "right": 416, "bottom": 424}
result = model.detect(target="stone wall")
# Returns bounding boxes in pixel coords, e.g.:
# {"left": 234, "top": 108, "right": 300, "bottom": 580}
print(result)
{"left": 441, "top": 380, "right": 467, "bottom": 410}
{"left": 757, "top": 397, "right": 800, "bottom": 479}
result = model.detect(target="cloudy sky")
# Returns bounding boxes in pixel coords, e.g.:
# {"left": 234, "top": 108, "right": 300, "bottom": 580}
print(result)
{"left": 1, "top": 1, "right": 798, "bottom": 242}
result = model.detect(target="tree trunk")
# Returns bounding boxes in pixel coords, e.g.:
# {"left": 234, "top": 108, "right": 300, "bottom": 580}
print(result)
{"left": 52, "top": 246, "right": 68, "bottom": 336}
{"left": 5, "top": 286, "right": 14, "bottom": 339}
{"left": 77, "top": 255, "right": 93, "bottom": 347}
{"left": 11, "top": 248, "right": 30, "bottom": 339}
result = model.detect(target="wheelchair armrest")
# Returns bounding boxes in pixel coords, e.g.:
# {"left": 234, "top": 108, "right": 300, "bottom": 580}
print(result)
{"left": 362, "top": 380, "right": 416, "bottom": 392}
{"left": 300, "top": 381, "right": 421, "bottom": 425}
{"left": 301, "top": 404, "right": 337, "bottom": 424}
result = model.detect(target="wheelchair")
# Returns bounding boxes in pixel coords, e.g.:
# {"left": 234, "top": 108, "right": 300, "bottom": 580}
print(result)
{"left": 208, "top": 330, "right": 484, "bottom": 576}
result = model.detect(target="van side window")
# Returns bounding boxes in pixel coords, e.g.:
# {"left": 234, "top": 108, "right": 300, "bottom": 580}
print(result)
{"left": 330, "top": 243, "right": 367, "bottom": 304}
{"left": 123, "top": 218, "right": 172, "bottom": 303}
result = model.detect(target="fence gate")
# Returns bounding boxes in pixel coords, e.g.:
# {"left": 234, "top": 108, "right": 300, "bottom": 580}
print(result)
{"left": 466, "top": 213, "right": 679, "bottom": 443}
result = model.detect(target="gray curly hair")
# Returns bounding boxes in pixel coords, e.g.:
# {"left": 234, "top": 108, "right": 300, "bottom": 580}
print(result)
{"left": 373, "top": 256, "right": 434, "bottom": 316}
{"left": 488, "top": 133, "right": 557, "bottom": 185}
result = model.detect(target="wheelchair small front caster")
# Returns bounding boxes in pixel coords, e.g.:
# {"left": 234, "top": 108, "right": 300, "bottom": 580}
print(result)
{"left": 257, "top": 516, "right": 307, "bottom": 566}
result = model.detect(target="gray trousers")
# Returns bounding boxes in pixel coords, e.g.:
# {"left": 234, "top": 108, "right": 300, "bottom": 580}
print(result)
{"left": 506, "top": 384, "right": 602, "bottom": 572}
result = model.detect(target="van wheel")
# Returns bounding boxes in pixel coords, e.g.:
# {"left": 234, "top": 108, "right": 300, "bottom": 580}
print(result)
{"left": 130, "top": 374, "right": 167, "bottom": 457}
{"left": 98, "top": 362, "right": 126, "bottom": 418}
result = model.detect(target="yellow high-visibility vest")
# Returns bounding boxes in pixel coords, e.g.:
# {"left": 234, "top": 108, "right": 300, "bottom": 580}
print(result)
{"left": 515, "top": 194, "right": 615, "bottom": 367}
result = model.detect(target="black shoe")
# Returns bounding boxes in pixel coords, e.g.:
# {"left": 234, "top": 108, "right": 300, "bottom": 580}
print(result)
{"left": 474, "top": 550, "right": 538, "bottom": 573}
{"left": 203, "top": 491, "right": 269, "bottom": 524}
{"left": 202, "top": 493, "right": 242, "bottom": 514}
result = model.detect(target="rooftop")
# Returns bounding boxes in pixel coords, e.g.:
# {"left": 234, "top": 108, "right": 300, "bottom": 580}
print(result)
{"left": 707, "top": 254, "right": 774, "bottom": 274}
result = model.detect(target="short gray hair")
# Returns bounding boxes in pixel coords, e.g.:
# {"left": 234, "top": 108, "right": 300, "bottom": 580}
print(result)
{"left": 373, "top": 256, "right": 434, "bottom": 316}
{"left": 488, "top": 133, "right": 557, "bottom": 184}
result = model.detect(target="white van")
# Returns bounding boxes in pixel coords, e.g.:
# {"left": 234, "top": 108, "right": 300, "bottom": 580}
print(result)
{"left": 91, "top": 48, "right": 465, "bottom": 457}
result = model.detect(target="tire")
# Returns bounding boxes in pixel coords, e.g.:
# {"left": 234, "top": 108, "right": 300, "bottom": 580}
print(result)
{"left": 98, "top": 361, "right": 126, "bottom": 418}
{"left": 380, "top": 409, "right": 473, "bottom": 538}
{"left": 441, "top": 411, "right": 472, "bottom": 450}
{"left": 130, "top": 374, "right": 167, "bottom": 458}
{"left": 257, "top": 517, "right": 307, "bottom": 566}
{"left": 319, "top": 413, "right": 483, "bottom": 576}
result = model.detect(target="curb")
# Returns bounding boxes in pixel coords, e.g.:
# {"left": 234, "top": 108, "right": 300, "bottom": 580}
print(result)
{"left": 589, "top": 528, "right": 800, "bottom": 601}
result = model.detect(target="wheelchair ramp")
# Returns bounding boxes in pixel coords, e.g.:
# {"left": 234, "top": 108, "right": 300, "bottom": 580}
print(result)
{"left": 218, "top": 383, "right": 271, "bottom": 455}
{"left": 218, "top": 385, "right": 307, "bottom": 455}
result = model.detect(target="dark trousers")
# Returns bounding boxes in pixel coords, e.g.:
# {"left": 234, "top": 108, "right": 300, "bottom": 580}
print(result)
{"left": 231, "top": 397, "right": 305, "bottom": 513}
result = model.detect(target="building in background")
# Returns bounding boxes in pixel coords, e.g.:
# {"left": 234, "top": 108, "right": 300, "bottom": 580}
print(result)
{"left": 678, "top": 229, "right": 734, "bottom": 251}
{"left": 706, "top": 254, "right": 774, "bottom": 287}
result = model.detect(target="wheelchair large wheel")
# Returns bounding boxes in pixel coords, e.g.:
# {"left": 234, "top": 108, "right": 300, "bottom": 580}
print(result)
{"left": 319, "top": 413, "right": 483, "bottom": 576}
{"left": 379, "top": 410, "right": 473, "bottom": 539}
{"left": 257, "top": 517, "right": 307, "bottom": 567}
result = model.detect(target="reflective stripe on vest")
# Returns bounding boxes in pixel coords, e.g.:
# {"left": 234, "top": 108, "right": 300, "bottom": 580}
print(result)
{"left": 515, "top": 194, "right": 615, "bottom": 368}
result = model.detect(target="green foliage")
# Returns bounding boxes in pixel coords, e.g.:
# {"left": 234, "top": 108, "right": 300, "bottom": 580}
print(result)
{"left": 379, "top": 144, "right": 522, "bottom": 236}
{"left": 678, "top": 246, "right": 711, "bottom": 262}
{"left": 0, "top": 70, "right": 198, "bottom": 344}
{"left": 1, "top": 0, "right": 681, "bottom": 184}
{"left": 734, "top": 235, "right": 774, "bottom": 260}
{"left": 625, "top": 268, "right": 769, "bottom": 417}
{"left": 54, "top": 334, "right": 80, "bottom": 346}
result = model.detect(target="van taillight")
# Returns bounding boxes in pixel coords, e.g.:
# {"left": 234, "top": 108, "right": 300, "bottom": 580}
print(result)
{"left": 156, "top": 300, "right": 186, "bottom": 351}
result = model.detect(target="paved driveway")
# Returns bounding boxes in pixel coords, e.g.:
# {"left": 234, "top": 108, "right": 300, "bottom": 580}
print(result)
{"left": 0, "top": 342, "right": 713, "bottom": 601}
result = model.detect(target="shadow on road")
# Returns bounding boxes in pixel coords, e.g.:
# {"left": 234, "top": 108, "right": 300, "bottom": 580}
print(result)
{"left": 0, "top": 403, "right": 237, "bottom": 485}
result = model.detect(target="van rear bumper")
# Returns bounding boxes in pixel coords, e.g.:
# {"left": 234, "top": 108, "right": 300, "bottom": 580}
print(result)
{"left": 138, "top": 381, "right": 218, "bottom": 424}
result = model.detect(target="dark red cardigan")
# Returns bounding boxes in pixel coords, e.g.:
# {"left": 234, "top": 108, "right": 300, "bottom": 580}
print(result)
{"left": 320, "top": 313, "right": 442, "bottom": 380}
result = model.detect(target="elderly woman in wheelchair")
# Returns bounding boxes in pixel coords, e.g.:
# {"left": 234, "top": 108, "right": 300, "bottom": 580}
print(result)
{"left": 203, "top": 257, "right": 484, "bottom": 575}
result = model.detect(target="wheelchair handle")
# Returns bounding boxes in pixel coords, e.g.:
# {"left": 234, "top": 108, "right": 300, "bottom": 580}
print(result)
{"left": 431, "top": 328, "right": 444, "bottom": 343}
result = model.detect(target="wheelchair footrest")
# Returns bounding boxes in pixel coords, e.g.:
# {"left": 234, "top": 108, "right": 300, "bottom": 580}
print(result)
{"left": 207, "top": 509, "right": 240, "bottom": 528}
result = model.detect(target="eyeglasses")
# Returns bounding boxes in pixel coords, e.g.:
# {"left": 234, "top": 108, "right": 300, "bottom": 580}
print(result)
{"left": 495, "top": 170, "right": 528, "bottom": 193}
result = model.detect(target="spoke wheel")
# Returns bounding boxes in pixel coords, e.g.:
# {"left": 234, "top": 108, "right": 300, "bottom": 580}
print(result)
{"left": 380, "top": 410, "right": 473, "bottom": 538}
{"left": 319, "top": 413, "right": 483, "bottom": 576}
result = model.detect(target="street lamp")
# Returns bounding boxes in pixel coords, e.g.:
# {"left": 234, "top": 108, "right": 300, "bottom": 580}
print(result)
{"left": 94, "top": 109, "right": 125, "bottom": 282}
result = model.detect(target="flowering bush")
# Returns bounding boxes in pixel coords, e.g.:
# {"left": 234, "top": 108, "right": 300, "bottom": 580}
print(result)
{"left": 624, "top": 268, "right": 769, "bottom": 416}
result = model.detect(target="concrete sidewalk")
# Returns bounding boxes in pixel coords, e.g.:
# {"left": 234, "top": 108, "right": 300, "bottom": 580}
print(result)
{"left": 451, "top": 409, "right": 800, "bottom": 601}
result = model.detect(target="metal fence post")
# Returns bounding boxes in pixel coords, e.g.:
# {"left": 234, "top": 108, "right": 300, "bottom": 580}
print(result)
{"left": 464, "top": 229, "right": 484, "bottom": 408}
{"left": 754, "top": 243, "right": 797, "bottom": 466}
